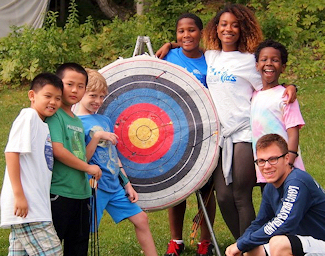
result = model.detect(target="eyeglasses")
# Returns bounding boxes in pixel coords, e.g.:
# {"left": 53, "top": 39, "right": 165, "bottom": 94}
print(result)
{"left": 254, "top": 153, "right": 288, "bottom": 167}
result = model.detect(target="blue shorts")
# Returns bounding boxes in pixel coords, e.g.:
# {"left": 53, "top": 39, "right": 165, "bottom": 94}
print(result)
{"left": 92, "top": 187, "right": 142, "bottom": 228}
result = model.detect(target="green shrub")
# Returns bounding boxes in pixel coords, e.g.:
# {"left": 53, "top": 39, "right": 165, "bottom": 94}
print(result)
{"left": 0, "top": 0, "right": 208, "bottom": 87}
{"left": 0, "top": 0, "right": 94, "bottom": 87}
{"left": 0, "top": 0, "right": 323, "bottom": 87}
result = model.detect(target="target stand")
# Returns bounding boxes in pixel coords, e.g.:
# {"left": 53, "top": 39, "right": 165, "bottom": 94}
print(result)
{"left": 98, "top": 48, "right": 221, "bottom": 255}
{"left": 132, "top": 36, "right": 155, "bottom": 57}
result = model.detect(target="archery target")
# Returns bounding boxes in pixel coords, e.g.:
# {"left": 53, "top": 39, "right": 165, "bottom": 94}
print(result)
{"left": 98, "top": 55, "right": 219, "bottom": 211}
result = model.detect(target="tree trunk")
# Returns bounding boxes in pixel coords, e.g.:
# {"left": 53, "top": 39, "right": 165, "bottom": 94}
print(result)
{"left": 95, "top": 0, "right": 131, "bottom": 20}
{"left": 136, "top": 0, "right": 144, "bottom": 15}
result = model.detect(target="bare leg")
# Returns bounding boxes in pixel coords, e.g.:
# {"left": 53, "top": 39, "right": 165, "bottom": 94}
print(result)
{"left": 199, "top": 185, "right": 216, "bottom": 241}
{"left": 269, "top": 236, "right": 293, "bottom": 256}
{"left": 245, "top": 245, "right": 266, "bottom": 256}
{"left": 168, "top": 200, "right": 186, "bottom": 240}
{"left": 128, "top": 211, "right": 158, "bottom": 256}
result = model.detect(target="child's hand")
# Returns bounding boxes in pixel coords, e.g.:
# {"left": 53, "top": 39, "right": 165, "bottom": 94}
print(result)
{"left": 155, "top": 42, "right": 172, "bottom": 59}
{"left": 87, "top": 164, "right": 102, "bottom": 180}
{"left": 225, "top": 243, "right": 242, "bottom": 256}
{"left": 95, "top": 131, "right": 118, "bottom": 145}
{"left": 14, "top": 195, "right": 28, "bottom": 218}
{"left": 125, "top": 183, "right": 138, "bottom": 203}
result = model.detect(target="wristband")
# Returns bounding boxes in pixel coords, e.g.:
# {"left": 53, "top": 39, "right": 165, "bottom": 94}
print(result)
{"left": 118, "top": 169, "right": 130, "bottom": 187}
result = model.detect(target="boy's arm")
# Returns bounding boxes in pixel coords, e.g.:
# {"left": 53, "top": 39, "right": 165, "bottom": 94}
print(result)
{"left": 156, "top": 42, "right": 179, "bottom": 59}
{"left": 287, "top": 126, "right": 299, "bottom": 166}
{"left": 282, "top": 84, "right": 297, "bottom": 104}
{"left": 85, "top": 131, "right": 118, "bottom": 162}
{"left": 5, "top": 152, "right": 28, "bottom": 218}
{"left": 118, "top": 158, "right": 138, "bottom": 203}
{"left": 155, "top": 42, "right": 204, "bottom": 59}
{"left": 52, "top": 142, "right": 102, "bottom": 180}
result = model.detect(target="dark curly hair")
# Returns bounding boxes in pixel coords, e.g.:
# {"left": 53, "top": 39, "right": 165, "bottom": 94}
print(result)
{"left": 255, "top": 39, "right": 288, "bottom": 64}
{"left": 203, "top": 3, "right": 263, "bottom": 53}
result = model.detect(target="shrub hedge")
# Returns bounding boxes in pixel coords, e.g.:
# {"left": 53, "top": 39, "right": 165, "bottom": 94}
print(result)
{"left": 0, "top": 0, "right": 324, "bottom": 87}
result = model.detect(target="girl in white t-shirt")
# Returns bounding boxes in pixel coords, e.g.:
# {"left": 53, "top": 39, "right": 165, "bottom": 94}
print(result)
{"left": 203, "top": 4, "right": 264, "bottom": 240}
{"left": 157, "top": 3, "right": 297, "bottom": 242}
{"left": 203, "top": 4, "right": 296, "bottom": 240}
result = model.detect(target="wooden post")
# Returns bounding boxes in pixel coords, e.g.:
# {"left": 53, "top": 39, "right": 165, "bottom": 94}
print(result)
{"left": 60, "top": 0, "right": 65, "bottom": 24}
{"left": 136, "top": 0, "right": 144, "bottom": 15}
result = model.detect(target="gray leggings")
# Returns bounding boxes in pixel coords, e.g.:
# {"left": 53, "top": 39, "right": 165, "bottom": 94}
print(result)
{"left": 214, "top": 142, "right": 256, "bottom": 239}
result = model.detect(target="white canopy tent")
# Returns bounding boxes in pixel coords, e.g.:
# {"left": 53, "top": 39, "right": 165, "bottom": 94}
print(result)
{"left": 0, "top": 0, "right": 50, "bottom": 38}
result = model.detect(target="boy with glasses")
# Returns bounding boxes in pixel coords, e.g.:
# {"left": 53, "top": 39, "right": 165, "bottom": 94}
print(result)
{"left": 226, "top": 134, "right": 325, "bottom": 256}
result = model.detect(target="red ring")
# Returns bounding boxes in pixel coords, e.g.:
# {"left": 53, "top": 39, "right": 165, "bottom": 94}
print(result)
{"left": 115, "top": 103, "right": 174, "bottom": 163}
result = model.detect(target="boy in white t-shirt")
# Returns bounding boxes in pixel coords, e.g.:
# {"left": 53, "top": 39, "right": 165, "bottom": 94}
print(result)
{"left": 251, "top": 39, "right": 305, "bottom": 184}
{"left": 0, "top": 73, "right": 63, "bottom": 255}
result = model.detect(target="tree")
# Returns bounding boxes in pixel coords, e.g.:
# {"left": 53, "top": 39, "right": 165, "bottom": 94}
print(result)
{"left": 95, "top": 0, "right": 137, "bottom": 19}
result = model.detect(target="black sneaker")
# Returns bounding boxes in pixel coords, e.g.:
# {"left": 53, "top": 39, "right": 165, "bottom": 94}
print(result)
{"left": 164, "top": 240, "right": 185, "bottom": 256}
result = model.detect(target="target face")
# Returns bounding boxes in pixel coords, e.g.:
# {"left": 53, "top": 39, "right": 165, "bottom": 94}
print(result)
{"left": 98, "top": 56, "right": 219, "bottom": 211}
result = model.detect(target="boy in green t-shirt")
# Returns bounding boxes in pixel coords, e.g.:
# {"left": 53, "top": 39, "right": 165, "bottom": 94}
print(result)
{"left": 46, "top": 63, "right": 102, "bottom": 255}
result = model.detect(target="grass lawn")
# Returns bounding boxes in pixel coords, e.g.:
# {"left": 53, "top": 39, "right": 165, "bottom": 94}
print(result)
{"left": 0, "top": 76, "right": 324, "bottom": 255}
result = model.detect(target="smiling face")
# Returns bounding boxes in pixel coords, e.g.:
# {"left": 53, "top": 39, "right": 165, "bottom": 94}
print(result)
{"left": 79, "top": 89, "right": 106, "bottom": 115}
{"left": 61, "top": 70, "right": 87, "bottom": 110}
{"left": 216, "top": 12, "right": 240, "bottom": 52}
{"left": 256, "top": 47, "right": 286, "bottom": 89}
{"left": 28, "top": 84, "right": 62, "bottom": 121}
{"left": 256, "top": 143, "right": 290, "bottom": 188}
{"left": 176, "top": 18, "right": 202, "bottom": 58}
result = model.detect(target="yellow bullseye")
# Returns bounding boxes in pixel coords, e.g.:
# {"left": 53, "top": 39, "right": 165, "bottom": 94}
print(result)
{"left": 129, "top": 118, "right": 159, "bottom": 149}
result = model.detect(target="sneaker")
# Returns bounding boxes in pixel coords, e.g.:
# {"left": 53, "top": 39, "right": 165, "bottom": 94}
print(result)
{"left": 196, "top": 240, "right": 214, "bottom": 256}
{"left": 164, "top": 240, "right": 185, "bottom": 256}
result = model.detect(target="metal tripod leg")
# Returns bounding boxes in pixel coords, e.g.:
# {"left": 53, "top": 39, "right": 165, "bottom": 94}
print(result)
{"left": 132, "top": 36, "right": 155, "bottom": 57}
{"left": 196, "top": 190, "right": 222, "bottom": 256}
